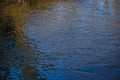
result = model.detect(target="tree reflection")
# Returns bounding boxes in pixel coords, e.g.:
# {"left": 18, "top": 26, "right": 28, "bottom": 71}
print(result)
{"left": 0, "top": 1, "right": 53, "bottom": 79}
{"left": 0, "top": 12, "right": 15, "bottom": 38}
{"left": 0, "top": 11, "right": 22, "bottom": 79}
{"left": 0, "top": 0, "right": 120, "bottom": 80}
{"left": 0, "top": 11, "right": 47, "bottom": 79}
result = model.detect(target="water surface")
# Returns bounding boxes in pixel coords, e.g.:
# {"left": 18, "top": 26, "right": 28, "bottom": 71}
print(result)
{"left": 0, "top": 0, "right": 120, "bottom": 80}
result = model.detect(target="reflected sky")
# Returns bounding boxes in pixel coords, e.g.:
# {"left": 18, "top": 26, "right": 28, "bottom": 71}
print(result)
{"left": 0, "top": 0, "right": 120, "bottom": 80}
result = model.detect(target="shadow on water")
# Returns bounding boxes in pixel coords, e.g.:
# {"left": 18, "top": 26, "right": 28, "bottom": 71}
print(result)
{"left": 0, "top": 11, "right": 47, "bottom": 80}
{"left": 0, "top": 2, "right": 47, "bottom": 80}
{"left": 0, "top": 0, "right": 120, "bottom": 80}
{"left": 0, "top": 11, "right": 16, "bottom": 57}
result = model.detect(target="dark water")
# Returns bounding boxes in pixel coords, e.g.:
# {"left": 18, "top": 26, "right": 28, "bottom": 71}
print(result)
{"left": 0, "top": 0, "right": 120, "bottom": 80}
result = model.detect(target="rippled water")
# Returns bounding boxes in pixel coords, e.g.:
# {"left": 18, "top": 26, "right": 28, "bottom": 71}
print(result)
{"left": 0, "top": 0, "right": 120, "bottom": 80}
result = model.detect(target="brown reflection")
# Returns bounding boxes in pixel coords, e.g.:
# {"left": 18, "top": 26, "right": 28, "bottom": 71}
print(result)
{"left": 1, "top": 0, "right": 61, "bottom": 47}
{"left": 0, "top": 10, "right": 16, "bottom": 56}
{"left": 0, "top": 12, "right": 15, "bottom": 38}
{"left": 1, "top": 0, "right": 79, "bottom": 47}
{"left": 0, "top": 1, "right": 58, "bottom": 79}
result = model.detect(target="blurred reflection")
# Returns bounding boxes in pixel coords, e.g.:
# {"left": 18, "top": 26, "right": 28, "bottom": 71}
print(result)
{"left": 0, "top": 11, "right": 16, "bottom": 56}
{"left": 0, "top": 0, "right": 120, "bottom": 80}
{"left": 113, "top": 0, "right": 120, "bottom": 22}
{"left": 0, "top": 11, "right": 24, "bottom": 79}
{"left": 97, "top": 0, "right": 113, "bottom": 14}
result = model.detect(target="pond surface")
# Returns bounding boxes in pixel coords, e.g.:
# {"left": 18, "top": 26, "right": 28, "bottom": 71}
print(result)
{"left": 0, "top": 0, "right": 120, "bottom": 80}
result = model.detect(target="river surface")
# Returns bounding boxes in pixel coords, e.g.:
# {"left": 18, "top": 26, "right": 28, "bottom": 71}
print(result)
{"left": 0, "top": 0, "right": 120, "bottom": 80}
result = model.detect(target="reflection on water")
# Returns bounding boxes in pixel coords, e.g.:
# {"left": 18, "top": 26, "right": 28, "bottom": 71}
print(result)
{"left": 0, "top": 0, "right": 120, "bottom": 80}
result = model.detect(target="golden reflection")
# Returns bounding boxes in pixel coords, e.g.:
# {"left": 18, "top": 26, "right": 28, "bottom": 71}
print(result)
{"left": 3, "top": 2, "right": 29, "bottom": 46}
{"left": 2, "top": 0, "right": 78, "bottom": 47}
{"left": 2, "top": 0, "right": 59, "bottom": 47}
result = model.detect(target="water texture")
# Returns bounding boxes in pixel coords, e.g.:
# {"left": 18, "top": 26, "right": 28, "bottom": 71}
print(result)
{"left": 0, "top": 0, "right": 120, "bottom": 80}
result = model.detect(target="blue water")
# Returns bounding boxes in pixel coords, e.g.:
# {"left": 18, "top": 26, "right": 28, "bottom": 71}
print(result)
{"left": 0, "top": 0, "right": 120, "bottom": 80}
